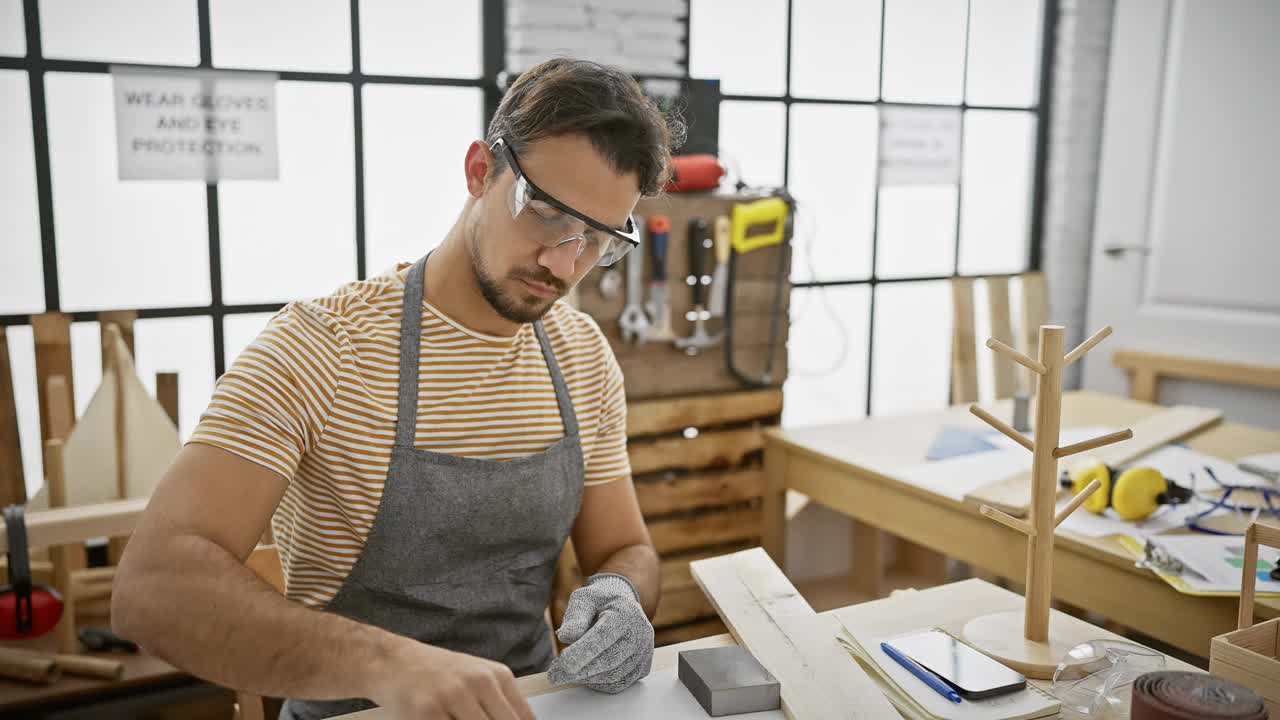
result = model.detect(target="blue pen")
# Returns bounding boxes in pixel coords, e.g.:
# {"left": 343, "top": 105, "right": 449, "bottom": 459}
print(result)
{"left": 880, "top": 641, "right": 962, "bottom": 704}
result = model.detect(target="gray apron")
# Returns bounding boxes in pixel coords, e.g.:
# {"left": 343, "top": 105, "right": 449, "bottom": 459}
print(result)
{"left": 281, "top": 255, "right": 585, "bottom": 719}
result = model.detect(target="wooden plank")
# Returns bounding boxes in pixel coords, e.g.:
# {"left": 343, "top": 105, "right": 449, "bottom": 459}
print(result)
{"left": 1114, "top": 348, "right": 1280, "bottom": 393}
{"left": 635, "top": 467, "right": 764, "bottom": 517}
{"left": 0, "top": 497, "right": 147, "bottom": 553}
{"left": 660, "top": 543, "right": 757, "bottom": 593}
{"left": 0, "top": 327, "right": 25, "bottom": 506}
{"left": 653, "top": 584, "right": 716, "bottom": 627}
{"left": 97, "top": 310, "right": 136, "bottom": 364}
{"left": 653, "top": 617, "right": 727, "bottom": 647}
{"left": 950, "top": 277, "right": 978, "bottom": 404}
{"left": 628, "top": 426, "right": 764, "bottom": 476}
{"left": 617, "top": 342, "right": 788, "bottom": 401}
{"left": 761, "top": 438, "right": 787, "bottom": 566}
{"left": 966, "top": 404, "right": 1224, "bottom": 517}
{"left": 986, "top": 276, "right": 1017, "bottom": 398}
{"left": 689, "top": 548, "right": 899, "bottom": 719}
{"left": 648, "top": 506, "right": 761, "bottom": 555}
{"left": 31, "top": 312, "right": 74, "bottom": 447}
{"left": 44, "top": 439, "right": 79, "bottom": 655}
{"left": 156, "top": 372, "right": 179, "bottom": 428}
{"left": 1019, "top": 272, "right": 1046, "bottom": 395}
{"left": 626, "top": 389, "right": 783, "bottom": 438}
{"left": 1131, "top": 369, "right": 1160, "bottom": 403}
{"left": 45, "top": 376, "right": 87, "bottom": 572}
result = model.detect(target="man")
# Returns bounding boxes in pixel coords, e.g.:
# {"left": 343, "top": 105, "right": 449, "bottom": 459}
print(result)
{"left": 113, "top": 58, "right": 683, "bottom": 720}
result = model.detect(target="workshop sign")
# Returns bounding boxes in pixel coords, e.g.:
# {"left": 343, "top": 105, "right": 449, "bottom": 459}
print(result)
{"left": 112, "top": 66, "right": 278, "bottom": 181}
{"left": 879, "top": 106, "right": 961, "bottom": 186}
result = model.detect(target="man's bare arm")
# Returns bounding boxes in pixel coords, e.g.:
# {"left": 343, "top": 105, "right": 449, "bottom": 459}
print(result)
{"left": 113, "top": 444, "right": 533, "bottom": 717}
{"left": 570, "top": 478, "right": 659, "bottom": 617}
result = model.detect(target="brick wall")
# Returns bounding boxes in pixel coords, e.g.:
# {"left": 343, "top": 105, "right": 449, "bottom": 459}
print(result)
{"left": 1043, "top": 0, "right": 1115, "bottom": 388}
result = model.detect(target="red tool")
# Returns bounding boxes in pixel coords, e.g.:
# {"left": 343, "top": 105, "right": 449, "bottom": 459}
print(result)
{"left": 665, "top": 154, "right": 726, "bottom": 193}
{"left": 0, "top": 505, "right": 64, "bottom": 640}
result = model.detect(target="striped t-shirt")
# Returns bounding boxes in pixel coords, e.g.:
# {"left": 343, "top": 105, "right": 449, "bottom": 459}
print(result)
{"left": 189, "top": 262, "right": 630, "bottom": 607}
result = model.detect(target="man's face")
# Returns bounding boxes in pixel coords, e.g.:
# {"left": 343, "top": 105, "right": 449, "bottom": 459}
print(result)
{"left": 464, "top": 133, "right": 641, "bottom": 324}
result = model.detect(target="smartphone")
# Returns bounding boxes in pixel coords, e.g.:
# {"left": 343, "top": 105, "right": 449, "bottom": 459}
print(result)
{"left": 888, "top": 630, "right": 1026, "bottom": 700}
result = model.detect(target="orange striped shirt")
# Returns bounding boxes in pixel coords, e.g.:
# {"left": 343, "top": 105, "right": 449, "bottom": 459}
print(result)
{"left": 189, "top": 262, "right": 629, "bottom": 607}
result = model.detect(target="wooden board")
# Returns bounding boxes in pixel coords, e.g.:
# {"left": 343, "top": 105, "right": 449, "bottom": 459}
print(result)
{"left": 28, "top": 329, "right": 180, "bottom": 510}
{"left": 616, "top": 342, "right": 788, "bottom": 401}
{"left": 1113, "top": 348, "right": 1280, "bottom": 402}
{"left": 31, "top": 313, "right": 74, "bottom": 447}
{"left": 627, "top": 389, "right": 782, "bottom": 438}
{"left": 0, "top": 327, "right": 25, "bottom": 506}
{"left": 628, "top": 426, "right": 763, "bottom": 477}
{"left": 1019, "top": 272, "right": 1046, "bottom": 395}
{"left": 0, "top": 498, "right": 147, "bottom": 552}
{"left": 689, "top": 548, "right": 899, "bottom": 719}
{"left": 987, "top": 276, "right": 1017, "bottom": 398}
{"left": 950, "top": 277, "right": 978, "bottom": 405}
{"left": 635, "top": 467, "right": 764, "bottom": 517}
{"left": 965, "top": 404, "right": 1225, "bottom": 517}
{"left": 97, "top": 311, "right": 136, "bottom": 364}
{"left": 652, "top": 584, "right": 717, "bottom": 627}
{"left": 648, "top": 506, "right": 761, "bottom": 555}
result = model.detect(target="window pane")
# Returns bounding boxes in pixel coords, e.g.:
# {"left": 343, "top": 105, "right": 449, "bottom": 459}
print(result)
{"left": 69, "top": 320, "right": 101, "bottom": 419}
{"left": 219, "top": 82, "right": 356, "bottom": 304}
{"left": 361, "top": 0, "right": 481, "bottom": 77}
{"left": 134, "top": 316, "right": 214, "bottom": 439}
{"left": 211, "top": 0, "right": 351, "bottom": 72}
{"left": 782, "top": 285, "right": 871, "bottom": 427}
{"left": 40, "top": 0, "right": 197, "bottom": 65}
{"left": 0, "top": 0, "right": 23, "bottom": 56}
{"left": 790, "top": 0, "right": 880, "bottom": 100}
{"left": 870, "top": 280, "right": 951, "bottom": 415}
{"left": 223, "top": 312, "right": 276, "bottom": 369}
{"left": 690, "top": 0, "right": 786, "bottom": 96}
{"left": 788, "top": 104, "right": 876, "bottom": 282}
{"left": 966, "top": 0, "right": 1042, "bottom": 107}
{"left": 46, "top": 73, "right": 210, "bottom": 311}
{"left": 4, "top": 326, "right": 44, "bottom": 497}
{"left": 719, "top": 101, "right": 785, "bottom": 188}
{"left": 875, "top": 186, "right": 957, "bottom": 278}
{"left": 1, "top": 71, "right": 43, "bottom": 314}
{"left": 881, "top": 0, "right": 967, "bottom": 104}
{"left": 364, "top": 84, "right": 481, "bottom": 275}
{"left": 958, "top": 110, "right": 1035, "bottom": 275}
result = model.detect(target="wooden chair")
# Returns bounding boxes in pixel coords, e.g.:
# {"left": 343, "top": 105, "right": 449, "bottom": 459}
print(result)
{"left": 1113, "top": 349, "right": 1280, "bottom": 404}
{"left": 851, "top": 273, "right": 1048, "bottom": 597}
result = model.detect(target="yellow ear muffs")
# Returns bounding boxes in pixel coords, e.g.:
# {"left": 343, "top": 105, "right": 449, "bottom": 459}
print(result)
{"left": 1111, "top": 466, "right": 1169, "bottom": 521}
{"left": 1063, "top": 459, "right": 1112, "bottom": 514}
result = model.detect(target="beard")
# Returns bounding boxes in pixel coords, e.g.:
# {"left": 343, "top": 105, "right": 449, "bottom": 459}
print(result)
{"left": 469, "top": 227, "right": 567, "bottom": 324}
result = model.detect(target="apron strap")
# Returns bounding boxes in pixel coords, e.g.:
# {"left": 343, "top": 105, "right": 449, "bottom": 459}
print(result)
{"left": 533, "top": 320, "right": 580, "bottom": 437}
{"left": 394, "top": 255, "right": 429, "bottom": 448}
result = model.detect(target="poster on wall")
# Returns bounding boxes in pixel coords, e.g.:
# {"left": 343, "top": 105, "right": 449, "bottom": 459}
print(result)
{"left": 112, "top": 66, "right": 279, "bottom": 181}
{"left": 878, "top": 106, "right": 961, "bottom": 187}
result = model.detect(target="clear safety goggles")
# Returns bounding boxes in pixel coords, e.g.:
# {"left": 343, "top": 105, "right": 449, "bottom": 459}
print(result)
{"left": 492, "top": 137, "right": 640, "bottom": 267}
{"left": 1051, "top": 639, "right": 1167, "bottom": 718}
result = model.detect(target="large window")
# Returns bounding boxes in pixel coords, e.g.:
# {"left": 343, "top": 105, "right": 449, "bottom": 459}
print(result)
{"left": 692, "top": 0, "right": 1054, "bottom": 426}
{"left": 0, "top": 1, "right": 491, "bottom": 493}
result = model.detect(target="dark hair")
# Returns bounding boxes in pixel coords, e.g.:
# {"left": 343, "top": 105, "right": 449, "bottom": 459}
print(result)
{"left": 485, "top": 58, "right": 685, "bottom": 197}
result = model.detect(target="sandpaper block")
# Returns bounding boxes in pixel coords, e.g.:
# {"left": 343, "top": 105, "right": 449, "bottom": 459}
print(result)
{"left": 678, "top": 646, "right": 780, "bottom": 717}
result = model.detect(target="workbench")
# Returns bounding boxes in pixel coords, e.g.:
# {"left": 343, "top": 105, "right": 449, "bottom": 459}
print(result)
{"left": 759, "top": 390, "right": 1280, "bottom": 658}
{"left": 337, "top": 576, "right": 1198, "bottom": 719}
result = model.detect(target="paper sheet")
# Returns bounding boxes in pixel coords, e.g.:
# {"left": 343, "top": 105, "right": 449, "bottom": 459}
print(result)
{"left": 528, "top": 666, "right": 785, "bottom": 719}
{"left": 1136, "top": 533, "right": 1280, "bottom": 594}
{"left": 835, "top": 626, "right": 1059, "bottom": 720}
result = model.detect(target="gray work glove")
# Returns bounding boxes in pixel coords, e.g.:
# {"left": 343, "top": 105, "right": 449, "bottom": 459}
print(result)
{"left": 547, "top": 573, "right": 654, "bottom": 694}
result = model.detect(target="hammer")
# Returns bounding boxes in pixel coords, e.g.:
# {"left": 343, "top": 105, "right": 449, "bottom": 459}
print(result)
{"left": 676, "top": 218, "right": 721, "bottom": 356}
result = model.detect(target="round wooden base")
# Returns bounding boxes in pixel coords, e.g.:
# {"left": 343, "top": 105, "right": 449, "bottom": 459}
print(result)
{"left": 962, "top": 610, "right": 1101, "bottom": 680}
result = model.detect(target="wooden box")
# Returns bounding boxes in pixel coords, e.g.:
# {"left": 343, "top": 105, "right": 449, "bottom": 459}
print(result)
{"left": 1209, "top": 522, "right": 1280, "bottom": 717}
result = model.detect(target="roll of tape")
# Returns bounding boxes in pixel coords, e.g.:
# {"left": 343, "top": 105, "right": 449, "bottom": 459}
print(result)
{"left": 1131, "top": 671, "right": 1267, "bottom": 720}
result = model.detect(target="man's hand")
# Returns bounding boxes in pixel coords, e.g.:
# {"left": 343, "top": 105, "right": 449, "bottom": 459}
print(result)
{"left": 371, "top": 640, "right": 535, "bottom": 720}
{"left": 547, "top": 573, "right": 654, "bottom": 694}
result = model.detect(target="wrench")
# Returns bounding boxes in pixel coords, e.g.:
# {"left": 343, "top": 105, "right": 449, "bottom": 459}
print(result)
{"left": 618, "top": 237, "right": 650, "bottom": 343}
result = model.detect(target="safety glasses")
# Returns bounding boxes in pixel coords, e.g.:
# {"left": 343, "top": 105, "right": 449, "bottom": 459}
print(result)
{"left": 491, "top": 137, "right": 640, "bottom": 267}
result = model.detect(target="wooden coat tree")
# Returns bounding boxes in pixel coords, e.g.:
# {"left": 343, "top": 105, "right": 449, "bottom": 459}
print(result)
{"left": 963, "top": 324, "right": 1134, "bottom": 679}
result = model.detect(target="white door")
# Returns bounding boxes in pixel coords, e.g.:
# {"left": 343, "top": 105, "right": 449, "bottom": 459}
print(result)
{"left": 1082, "top": 0, "right": 1280, "bottom": 429}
